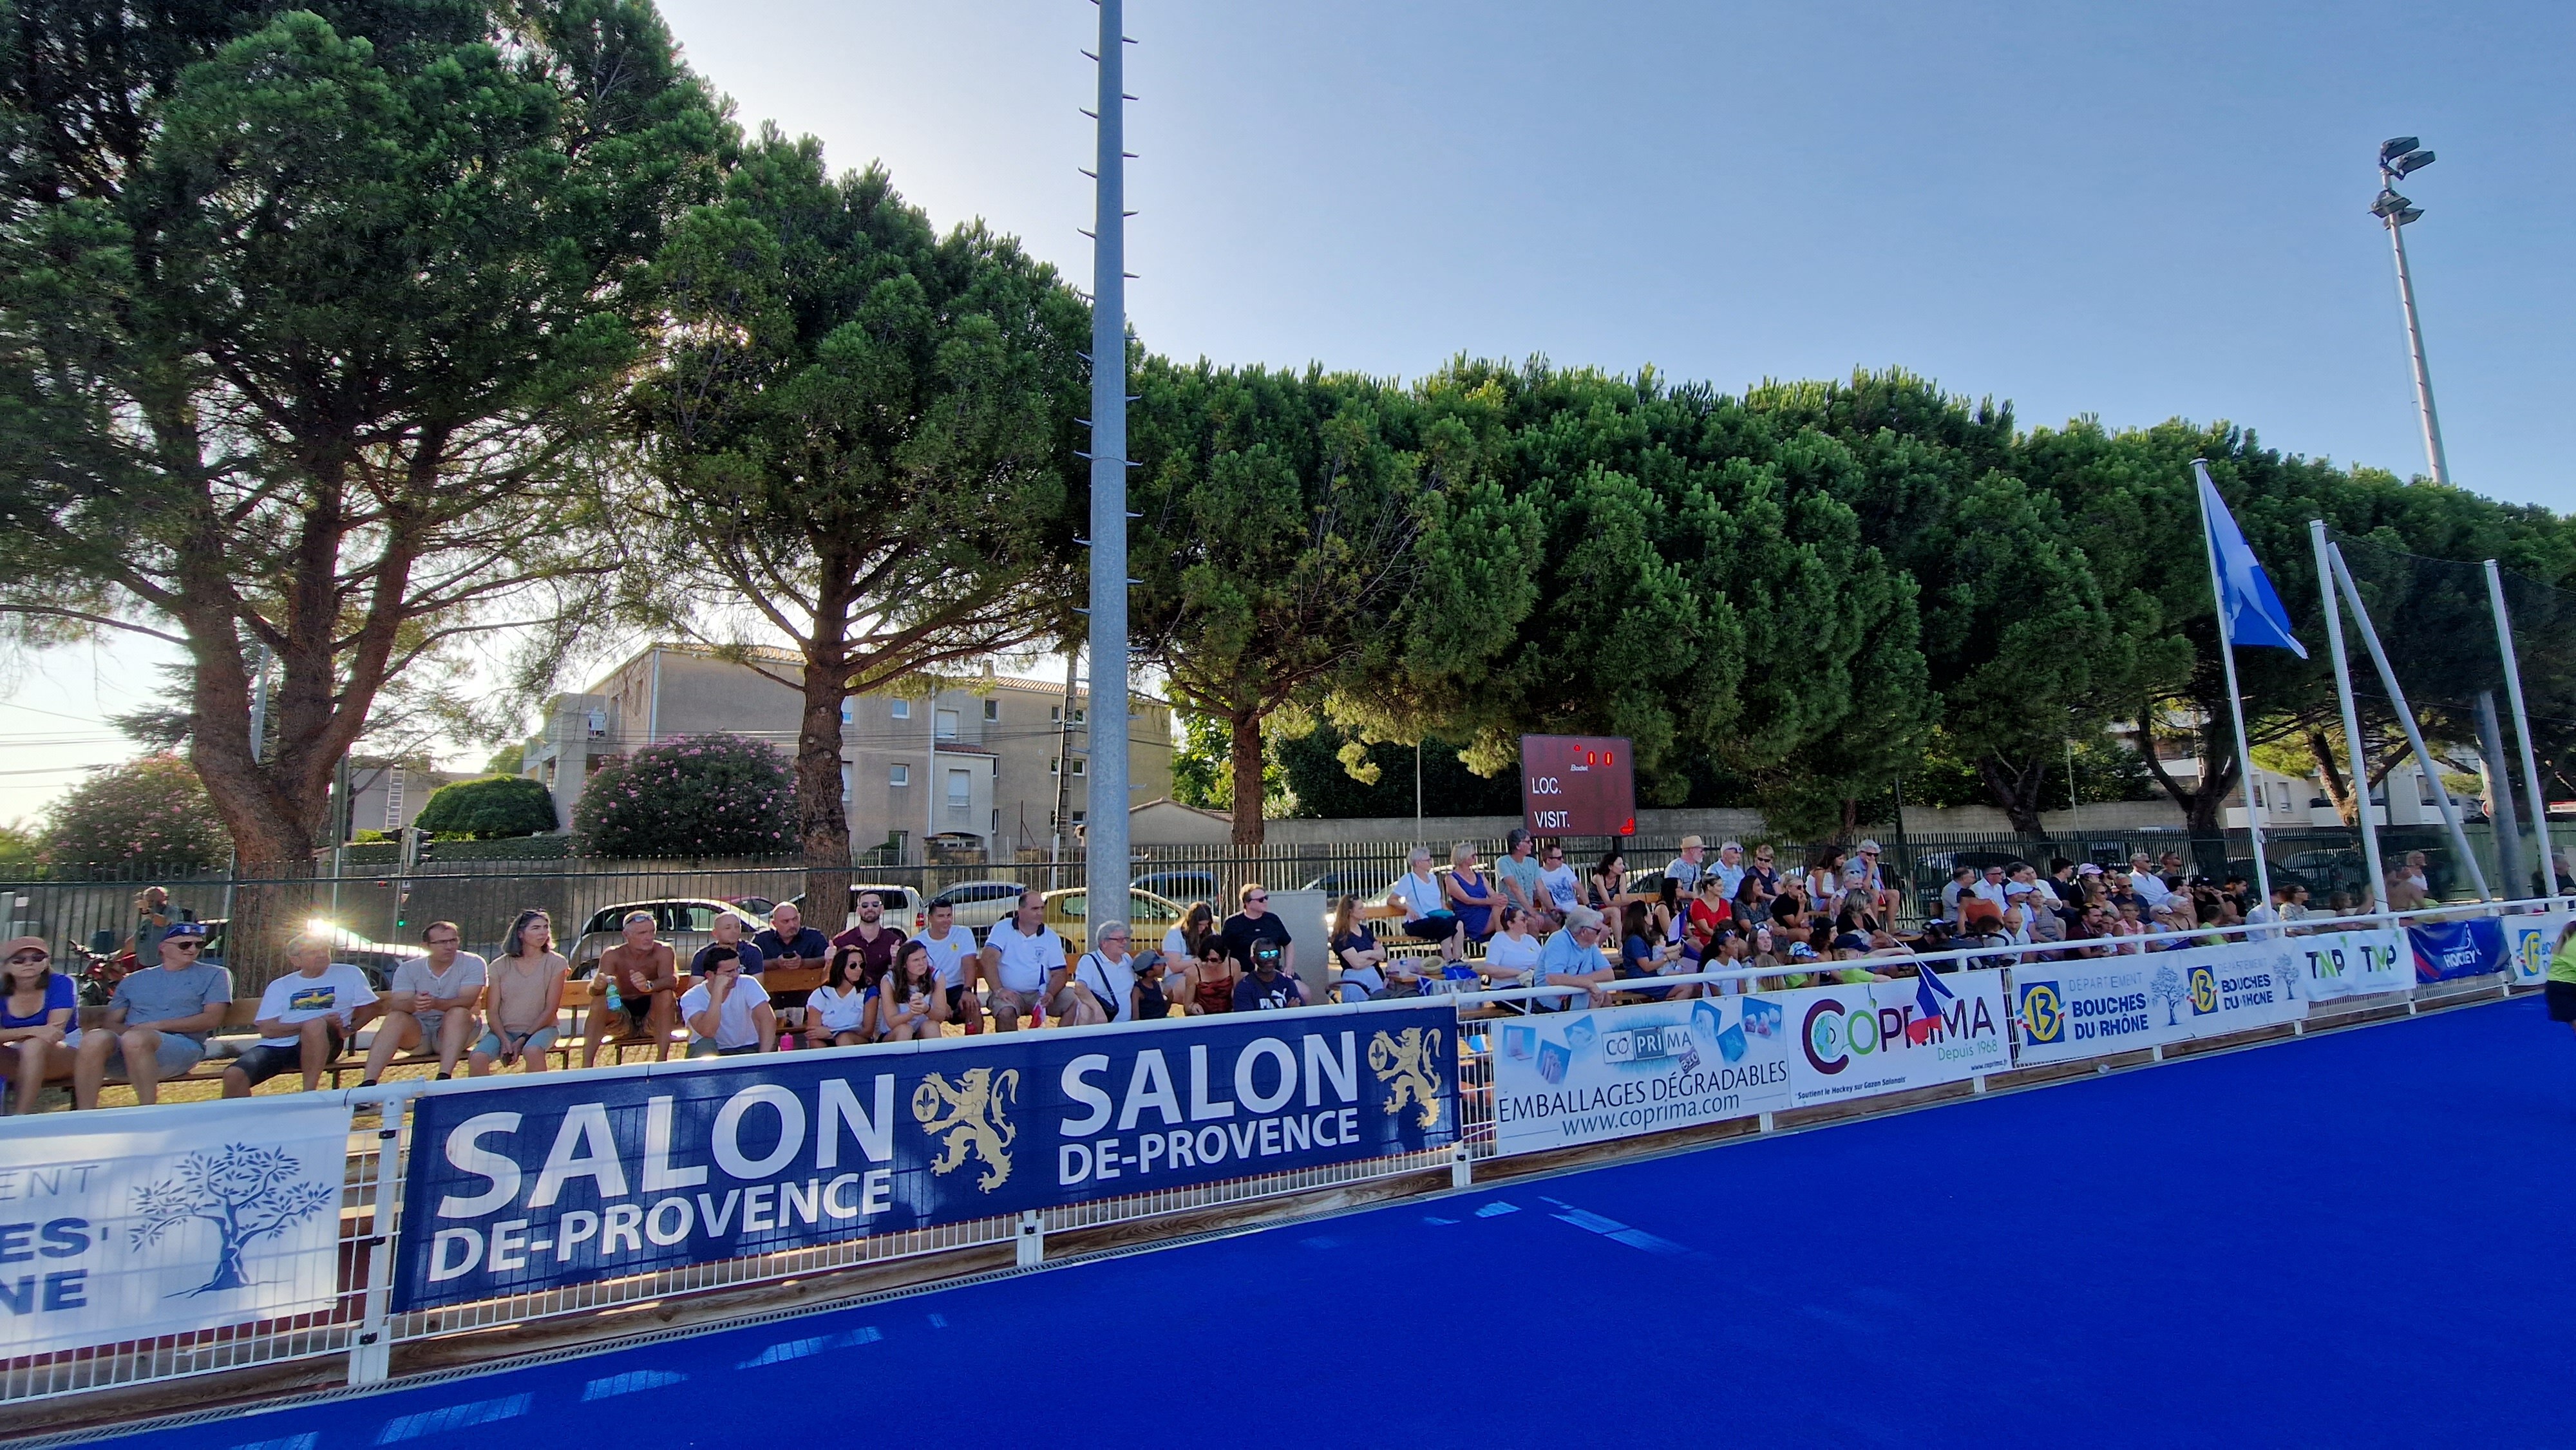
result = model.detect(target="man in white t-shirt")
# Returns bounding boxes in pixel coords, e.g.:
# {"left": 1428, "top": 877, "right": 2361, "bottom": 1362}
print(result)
{"left": 914, "top": 900, "right": 981, "bottom": 1034}
{"left": 680, "top": 945, "right": 773, "bottom": 1055}
{"left": 225, "top": 934, "right": 382, "bottom": 1096}
{"left": 1536, "top": 842, "right": 1580, "bottom": 923}
{"left": 360, "top": 921, "right": 486, "bottom": 1085}
{"left": 2128, "top": 853, "right": 2174, "bottom": 910}
{"left": 979, "top": 889, "right": 1065, "bottom": 1032}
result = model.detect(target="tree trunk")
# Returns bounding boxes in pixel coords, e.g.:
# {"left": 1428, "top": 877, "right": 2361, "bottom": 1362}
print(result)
{"left": 2306, "top": 730, "right": 2356, "bottom": 825}
{"left": 1974, "top": 754, "right": 2050, "bottom": 836}
{"left": 797, "top": 610, "right": 855, "bottom": 924}
{"left": 1228, "top": 710, "right": 1267, "bottom": 847}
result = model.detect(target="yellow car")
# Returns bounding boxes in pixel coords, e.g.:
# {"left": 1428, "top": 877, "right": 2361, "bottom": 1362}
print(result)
{"left": 1040, "top": 886, "right": 1184, "bottom": 950}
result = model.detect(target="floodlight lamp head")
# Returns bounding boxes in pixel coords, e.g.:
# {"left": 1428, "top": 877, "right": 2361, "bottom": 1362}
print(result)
{"left": 2391, "top": 147, "right": 2435, "bottom": 176}
{"left": 2371, "top": 189, "right": 2412, "bottom": 220}
{"left": 2395, "top": 206, "right": 2423, "bottom": 225}
{"left": 2380, "top": 137, "right": 2420, "bottom": 163}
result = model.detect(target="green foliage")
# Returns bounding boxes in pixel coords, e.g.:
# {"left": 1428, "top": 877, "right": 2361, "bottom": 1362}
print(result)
{"left": 1276, "top": 722, "right": 1522, "bottom": 819}
{"left": 486, "top": 744, "right": 526, "bottom": 777}
{"left": 572, "top": 735, "right": 797, "bottom": 859}
{"left": 1169, "top": 712, "right": 1233, "bottom": 811}
{"left": 39, "top": 755, "right": 231, "bottom": 867}
{"left": 0, "top": 820, "right": 41, "bottom": 872}
{"left": 413, "top": 775, "right": 558, "bottom": 839}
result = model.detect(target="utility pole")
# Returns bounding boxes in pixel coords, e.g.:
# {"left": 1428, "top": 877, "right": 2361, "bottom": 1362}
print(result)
{"left": 1083, "top": 0, "right": 1134, "bottom": 909}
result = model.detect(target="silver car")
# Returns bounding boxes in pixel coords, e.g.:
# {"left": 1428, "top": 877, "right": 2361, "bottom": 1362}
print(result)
{"left": 565, "top": 899, "right": 771, "bottom": 977}
{"left": 929, "top": 880, "right": 1029, "bottom": 933}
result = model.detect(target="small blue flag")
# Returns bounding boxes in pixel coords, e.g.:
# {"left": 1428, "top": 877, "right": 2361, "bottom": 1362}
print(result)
{"left": 2195, "top": 460, "right": 2308, "bottom": 659}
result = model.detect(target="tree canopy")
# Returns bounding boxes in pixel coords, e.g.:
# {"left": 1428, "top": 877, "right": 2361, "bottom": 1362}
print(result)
{"left": 41, "top": 753, "right": 230, "bottom": 868}
{"left": 412, "top": 775, "right": 558, "bottom": 840}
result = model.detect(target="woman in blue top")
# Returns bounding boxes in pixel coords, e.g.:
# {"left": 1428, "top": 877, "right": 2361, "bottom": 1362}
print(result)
{"left": 0, "top": 937, "right": 77, "bottom": 1114}
{"left": 1442, "top": 842, "right": 1496, "bottom": 943}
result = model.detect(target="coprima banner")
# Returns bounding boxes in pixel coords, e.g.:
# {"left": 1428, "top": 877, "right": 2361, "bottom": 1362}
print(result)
{"left": 2012, "top": 939, "right": 2304, "bottom": 1067}
{"left": 0, "top": 1098, "right": 350, "bottom": 1357}
{"left": 2293, "top": 927, "right": 2412, "bottom": 1002}
{"left": 1486, "top": 995, "right": 1792, "bottom": 1157}
{"left": 2505, "top": 912, "right": 2573, "bottom": 986}
{"left": 1777, "top": 969, "right": 2011, "bottom": 1107}
{"left": 392, "top": 1001, "right": 1457, "bottom": 1312}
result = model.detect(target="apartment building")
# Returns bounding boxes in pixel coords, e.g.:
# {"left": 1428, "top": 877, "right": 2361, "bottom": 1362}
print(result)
{"left": 520, "top": 644, "right": 1174, "bottom": 861}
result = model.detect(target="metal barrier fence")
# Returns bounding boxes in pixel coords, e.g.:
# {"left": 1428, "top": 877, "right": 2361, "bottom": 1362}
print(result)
{"left": 0, "top": 892, "right": 2555, "bottom": 1417}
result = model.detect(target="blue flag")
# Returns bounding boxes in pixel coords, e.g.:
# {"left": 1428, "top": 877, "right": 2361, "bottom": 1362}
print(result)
{"left": 2195, "top": 460, "right": 2307, "bottom": 659}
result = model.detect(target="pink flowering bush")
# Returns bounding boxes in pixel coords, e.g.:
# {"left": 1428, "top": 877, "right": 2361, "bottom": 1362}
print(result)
{"left": 39, "top": 753, "right": 232, "bottom": 868}
{"left": 571, "top": 734, "right": 799, "bottom": 859}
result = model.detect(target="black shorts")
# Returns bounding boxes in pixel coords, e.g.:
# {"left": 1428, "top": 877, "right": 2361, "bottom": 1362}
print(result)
{"left": 945, "top": 984, "right": 971, "bottom": 1015}
{"left": 2546, "top": 981, "right": 2576, "bottom": 1023}
{"left": 230, "top": 1022, "right": 345, "bottom": 1086}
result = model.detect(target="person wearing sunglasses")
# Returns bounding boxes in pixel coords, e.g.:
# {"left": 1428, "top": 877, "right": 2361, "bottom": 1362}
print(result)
{"left": 71, "top": 919, "right": 232, "bottom": 1109}
{"left": 0, "top": 937, "right": 75, "bottom": 1113}
{"left": 1218, "top": 883, "right": 1294, "bottom": 978}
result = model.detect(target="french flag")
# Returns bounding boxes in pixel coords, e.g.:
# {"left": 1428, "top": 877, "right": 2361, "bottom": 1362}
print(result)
{"left": 1908, "top": 967, "right": 1956, "bottom": 1046}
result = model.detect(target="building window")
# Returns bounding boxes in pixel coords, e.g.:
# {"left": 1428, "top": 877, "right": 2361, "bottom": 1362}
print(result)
{"left": 840, "top": 763, "right": 853, "bottom": 806}
{"left": 840, "top": 699, "right": 854, "bottom": 725}
{"left": 935, "top": 709, "right": 959, "bottom": 740}
{"left": 1070, "top": 756, "right": 1085, "bottom": 777}
{"left": 990, "top": 809, "right": 1000, "bottom": 833}
{"left": 891, "top": 698, "right": 910, "bottom": 720}
{"left": 543, "top": 758, "right": 557, "bottom": 786}
{"left": 890, "top": 764, "right": 909, "bottom": 787}
{"left": 982, "top": 698, "right": 999, "bottom": 722}
{"left": 946, "top": 768, "right": 971, "bottom": 811}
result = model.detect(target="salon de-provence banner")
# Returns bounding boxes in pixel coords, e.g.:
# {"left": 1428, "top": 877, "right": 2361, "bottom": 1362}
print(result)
{"left": 392, "top": 1001, "right": 1457, "bottom": 1311}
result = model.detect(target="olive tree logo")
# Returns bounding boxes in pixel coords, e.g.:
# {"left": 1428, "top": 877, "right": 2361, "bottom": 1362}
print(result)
{"left": 2148, "top": 965, "right": 2189, "bottom": 1026}
{"left": 129, "top": 1144, "right": 335, "bottom": 1296}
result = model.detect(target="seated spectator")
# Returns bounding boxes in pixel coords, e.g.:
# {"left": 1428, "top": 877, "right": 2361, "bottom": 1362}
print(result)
{"left": 1804, "top": 847, "right": 1848, "bottom": 906}
{"left": 1494, "top": 829, "right": 1546, "bottom": 923}
{"left": 73, "top": 921, "right": 229, "bottom": 1109}
{"left": 1329, "top": 896, "right": 1388, "bottom": 1003}
{"left": 692, "top": 910, "right": 767, "bottom": 979}
{"left": 1438, "top": 843, "right": 1494, "bottom": 944}
{"left": 828, "top": 894, "right": 903, "bottom": 983}
{"left": 225, "top": 932, "right": 383, "bottom": 1097}
{"left": 980, "top": 890, "right": 1065, "bottom": 1032}
{"left": 471, "top": 909, "right": 569, "bottom": 1075}
{"left": 1218, "top": 884, "right": 1295, "bottom": 972}
{"left": 1164, "top": 900, "right": 1217, "bottom": 966}
{"left": 0, "top": 937, "right": 76, "bottom": 1114}
{"left": 682, "top": 945, "right": 773, "bottom": 1055}
{"left": 1052, "top": 921, "right": 1140, "bottom": 1027}
{"left": 805, "top": 945, "right": 874, "bottom": 1048}
{"left": 1182, "top": 937, "right": 1236, "bottom": 1015}
{"left": 1745, "top": 845, "right": 1784, "bottom": 898}
{"left": 1535, "top": 842, "right": 1581, "bottom": 925}
{"left": 914, "top": 901, "right": 981, "bottom": 1035}
{"left": 1389, "top": 849, "right": 1457, "bottom": 946}
{"left": 1474, "top": 905, "right": 1546, "bottom": 988}
{"left": 1616, "top": 901, "right": 1689, "bottom": 1001}
{"left": 360, "top": 921, "right": 485, "bottom": 1086}
{"left": 1537, "top": 906, "right": 1618, "bottom": 1008}
{"left": 753, "top": 901, "right": 831, "bottom": 975}
{"left": 585, "top": 910, "right": 681, "bottom": 1067}
{"left": 1584, "top": 851, "right": 1632, "bottom": 918}
{"left": 1684, "top": 874, "right": 1732, "bottom": 955}
{"left": 1710, "top": 841, "right": 1748, "bottom": 900}
{"left": 1231, "top": 937, "right": 1307, "bottom": 1012}
{"left": 872, "top": 939, "right": 950, "bottom": 1040}
{"left": 1665, "top": 835, "right": 1708, "bottom": 894}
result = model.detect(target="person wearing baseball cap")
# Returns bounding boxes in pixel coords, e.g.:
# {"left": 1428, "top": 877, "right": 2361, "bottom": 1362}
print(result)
{"left": 0, "top": 936, "right": 75, "bottom": 1113}
{"left": 73, "top": 919, "right": 231, "bottom": 1109}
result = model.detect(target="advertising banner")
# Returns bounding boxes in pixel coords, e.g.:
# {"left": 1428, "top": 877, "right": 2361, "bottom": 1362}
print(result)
{"left": 393, "top": 1001, "right": 1457, "bottom": 1312}
{"left": 0, "top": 1098, "right": 351, "bottom": 1357}
{"left": 2293, "top": 928, "right": 2412, "bottom": 1002}
{"left": 1777, "top": 969, "right": 2011, "bottom": 1108}
{"left": 2411, "top": 918, "right": 2508, "bottom": 983}
{"left": 2012, "top": 940, "right": 2305, "bottom": 1066}
{"left": 1487, "top": 995, "right": 1792, "bottom": 1157}
{"left": 2505, "top": 912, "right": 2573, "bottom": 986}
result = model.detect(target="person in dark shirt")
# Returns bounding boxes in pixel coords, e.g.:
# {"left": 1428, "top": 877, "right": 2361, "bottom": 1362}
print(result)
{"left": 1231, "top": 938, "right": 1307, "bottom": 1012}
{"left": 1218, "top": 883, "right": 1294, "bottom": 973}
{"left": 689, "top": 912, "right": 766, "bottom": 977}
{"left": 750, "top": 901, "right": 830, "bottom": 975}
{"left": 829, "top": 892, "right": 908, "bottom": 986}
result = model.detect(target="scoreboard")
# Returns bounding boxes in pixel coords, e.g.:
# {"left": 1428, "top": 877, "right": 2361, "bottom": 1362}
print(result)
{"left": 1519, "top": 735, "right": 1635, "bottom": 836}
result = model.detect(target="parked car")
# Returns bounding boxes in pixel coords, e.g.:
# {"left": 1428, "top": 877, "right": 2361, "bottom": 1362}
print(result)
{"left": 1300, "top": 867, "right": 1399, "bottom": 901}
{"left": 564, "top": 899, "right": 771, "bottom": 977}
{"left": 929, "top": 880, "right": 1028, "bottom": 932}
{"left": 1039, "top": 887, "right": 1184, "bottom": 950}
{"left": 779, "top": 885, "right": 928, "bottom": 935}
{"left": 1130, "top": 870, "right": 1219, "bottom": 905}
{"left": 194, "top": 918, "right": 412, "bottom": 990}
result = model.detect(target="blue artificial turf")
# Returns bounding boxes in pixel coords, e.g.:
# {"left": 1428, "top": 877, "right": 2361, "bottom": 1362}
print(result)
{"left": 102, "top": 996, "right": 2575, "bottom": 1449}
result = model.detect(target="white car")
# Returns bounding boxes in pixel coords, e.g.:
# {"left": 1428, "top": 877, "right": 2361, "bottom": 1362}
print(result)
{"left": 780, "top": 885, "right": 928, "bottom": 935}
{"left": 565, "top": 899, "right": 771, "bottom": 977}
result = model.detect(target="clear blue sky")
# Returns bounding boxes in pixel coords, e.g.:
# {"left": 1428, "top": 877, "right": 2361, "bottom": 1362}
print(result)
{"left": 661, "top": 0, "right": 2573, "bottom": 509}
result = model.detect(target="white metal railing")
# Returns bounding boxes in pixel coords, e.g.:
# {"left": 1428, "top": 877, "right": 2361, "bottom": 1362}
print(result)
{"left": 3, "top": 894, "right": 2554, "bottom": 1417}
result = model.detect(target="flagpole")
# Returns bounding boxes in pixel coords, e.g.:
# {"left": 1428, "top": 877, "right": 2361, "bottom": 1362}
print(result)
{"left": 2311, "top": 520, "right": 2387, "bottom": 909}
{"left": 2194, "top": 460, "right": 2273, "bottom": 913}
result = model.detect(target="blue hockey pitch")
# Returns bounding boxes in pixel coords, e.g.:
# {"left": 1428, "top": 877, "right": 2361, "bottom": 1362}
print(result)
{"left": 100, "top": 995, "right": 2573, "bottom": 1449}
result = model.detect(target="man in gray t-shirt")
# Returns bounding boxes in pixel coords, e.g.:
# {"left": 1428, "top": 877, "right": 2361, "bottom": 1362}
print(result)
{"left": 362, "top": 922, "right": 488, "bottom": 1084}
{"left": 74, "top": 922, "right": 231, "bottom": 1108}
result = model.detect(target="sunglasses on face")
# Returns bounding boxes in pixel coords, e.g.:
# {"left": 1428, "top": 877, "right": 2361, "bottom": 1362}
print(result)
{"left": 7, "top": 952, "right": 46, "bottom": 965}
{"left": 1246, "top": 895, "right": 1269, "bottom": 904}
{"left": 169, "top": 940, "right": 203, "bottom": 952}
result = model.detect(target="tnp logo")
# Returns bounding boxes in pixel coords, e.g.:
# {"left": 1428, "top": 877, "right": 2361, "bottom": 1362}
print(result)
{"left": 2018, "top": 981, "right": 2065, "bottom": 1044}
{"left": 2188, "top": 965, "right": 2219, "bottom": 1016}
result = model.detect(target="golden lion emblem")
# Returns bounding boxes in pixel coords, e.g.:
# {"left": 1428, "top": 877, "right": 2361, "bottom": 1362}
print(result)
{"left": 1367, "top": 1026, "right": 1446, "bottom": 1131}
{"left": 911, "top": 1067, "right": 1018, "bottom": 1192}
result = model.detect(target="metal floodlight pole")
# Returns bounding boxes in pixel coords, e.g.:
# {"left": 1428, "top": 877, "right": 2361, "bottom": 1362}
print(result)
{"left": 1083, "top": 0, "right": 1133, "bottom": 910}
{"left": 2193, "top": 467, "right": 2272, "bottom": 910}
{"left": 2311, "top": 522, "right": 2386, "bottom": 907}
{"left": 2329, "top": 541, "right": 2491, "bottom": 899}
{"left": 2486, "top": 558, "right": 2561, "bottom": 895}
{"left": 2376, "top": 146, "right": 2451, "bottom": 487}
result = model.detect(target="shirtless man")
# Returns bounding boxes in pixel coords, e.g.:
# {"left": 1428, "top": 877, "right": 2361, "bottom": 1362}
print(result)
{"left": 584, "top": 910, "right": 679, "bottom": 1066}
